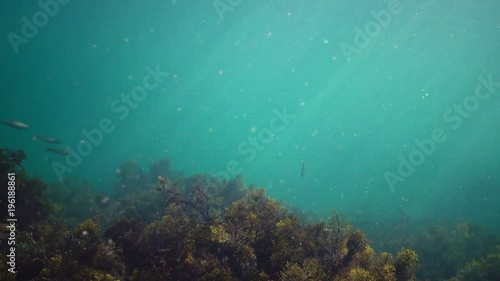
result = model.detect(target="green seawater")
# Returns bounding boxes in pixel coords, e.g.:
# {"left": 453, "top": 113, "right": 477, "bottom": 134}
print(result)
{"left": 1, "top": 0, "right": 499, "bottom": 226}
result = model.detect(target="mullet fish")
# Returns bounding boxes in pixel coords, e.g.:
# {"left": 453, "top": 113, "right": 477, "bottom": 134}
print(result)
{"left": 46, "top": 148, "right": 69, "bottom": 155}
{"left": 1, "top": 120, "right": 29, "bottom": 129}
{"left": 33, "top": 135, "right": 62, "bottom": 144}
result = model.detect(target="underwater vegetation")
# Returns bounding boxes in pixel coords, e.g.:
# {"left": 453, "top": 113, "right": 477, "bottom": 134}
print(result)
{"left": 0, "top": 147, "right": 498, "bottom": 280}
{"left": 365, "top": 217, "right": 500, "bottom": 280}
{"left": 0, "top": 148, "right": 50, "bottom": 231}
{"left": 449, "top": 247, "right": 500, "bottom": 281}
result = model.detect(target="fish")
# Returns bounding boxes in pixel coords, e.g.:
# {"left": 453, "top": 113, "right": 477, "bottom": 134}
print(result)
{"left": 301, "top": 160, "right": 306, "bottom": 177}
{"left": 45, "top": 148, "right": 69, "bottom": 155}
{"left": 1, "top": 120, "right": 29, "bottom": 129}
{"left": 32, "top": 135, "right": 62, "bottom": 144}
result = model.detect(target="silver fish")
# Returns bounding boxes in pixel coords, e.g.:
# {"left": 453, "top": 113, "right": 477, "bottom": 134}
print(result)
{"left": 45, "top": 148, "right": 69, "bottom": 155}
{"left": 33, "top": 135, "right": 62, "bottom": 144}
{"left": 1, "top": 120, "right": 29, "bottom": 129}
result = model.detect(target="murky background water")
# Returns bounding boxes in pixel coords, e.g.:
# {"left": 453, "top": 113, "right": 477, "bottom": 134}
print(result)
{"left": 1, "top": 0, "right": 499, "bottom": 227}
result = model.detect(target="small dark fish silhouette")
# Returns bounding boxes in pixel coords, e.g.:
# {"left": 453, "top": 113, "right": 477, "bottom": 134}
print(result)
{"left": 33, "top": 135, "right": 62, "bottom": 144}
{"left": 301, "top": 160, "right": 305, "bottom": 177}
{"left": 46, "top": 148, "right": 69, "bottom": 155}
{"left": 1, "top": 120, "right": 29, "bottom": 129}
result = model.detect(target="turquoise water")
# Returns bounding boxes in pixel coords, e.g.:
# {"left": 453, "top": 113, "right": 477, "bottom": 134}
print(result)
{"left": 1, "top": 0, "right": 499, "bottom": 226}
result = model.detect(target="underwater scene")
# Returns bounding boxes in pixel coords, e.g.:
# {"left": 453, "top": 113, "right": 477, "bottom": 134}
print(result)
{"left": 1, "top": 0, "right": 499, "bottom": 280}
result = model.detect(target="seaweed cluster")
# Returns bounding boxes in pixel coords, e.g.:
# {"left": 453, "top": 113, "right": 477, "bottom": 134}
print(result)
{"left": 450, "top": 246, "right": 500, "bottom": 281}
{"left": 366, "top": 218, "right": 500, "bottom": 280}
{"left": 1, "top": 147, "right": 497, "bottom": 280}
{"left": 0, "top": 148, "right": 50, "bottom": 231}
